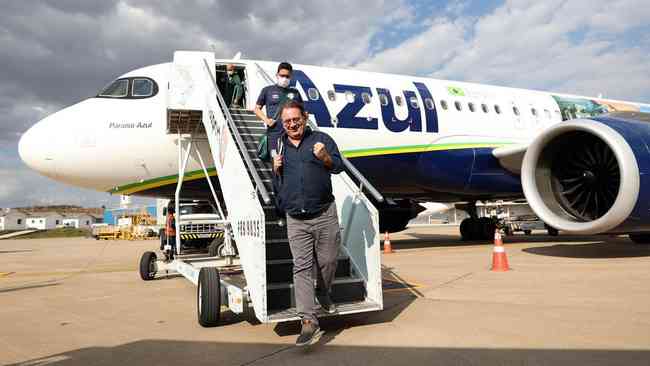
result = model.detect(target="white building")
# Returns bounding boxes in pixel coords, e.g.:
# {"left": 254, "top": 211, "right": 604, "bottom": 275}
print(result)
{"left": 62, "top": 214, "right": 95, "bottom": 229}
{"left": 25, "top": 212, "right": 65, "bottom": 230}
{"left": 0, "top": 210, "right": 27, "bottom": 231}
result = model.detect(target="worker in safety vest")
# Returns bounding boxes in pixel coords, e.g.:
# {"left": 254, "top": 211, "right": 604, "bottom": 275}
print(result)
{"left": 165, "top": 204, "right": 176, "bottom": 253}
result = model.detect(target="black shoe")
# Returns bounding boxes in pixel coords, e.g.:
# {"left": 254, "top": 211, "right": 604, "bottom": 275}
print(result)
{"left": 296, "top": 319, "right": 323, "bottom": 347}
{"left": 315, "top": 294, "right": 337, "bottom": 314}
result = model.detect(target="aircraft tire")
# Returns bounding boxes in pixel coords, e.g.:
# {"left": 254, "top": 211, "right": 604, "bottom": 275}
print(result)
{"left": 460, "top": 218, "right": 473, "bottom": 241}
{"left": 629, "top": 234, "right": 650, "bottom": 244}
{"left": 139, "top": 251, "right": 157, "bottom": 281}
{"left": 197, "top": 268, "right": 221, "bottom": 327}
{"left": 480, "top": 218, "right": 496, "bottom": 241}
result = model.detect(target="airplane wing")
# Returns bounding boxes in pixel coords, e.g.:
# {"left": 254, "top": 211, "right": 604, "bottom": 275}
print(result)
{"left": 492, "top": 144, "right": 527, "bottom": 175}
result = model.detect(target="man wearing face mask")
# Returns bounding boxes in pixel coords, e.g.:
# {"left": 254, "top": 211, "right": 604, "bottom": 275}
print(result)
{"left": 254, "top": 62, "right": 303, "bottom": 156}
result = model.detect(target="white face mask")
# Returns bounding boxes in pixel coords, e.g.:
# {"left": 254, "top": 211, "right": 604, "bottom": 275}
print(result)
{"left": 276, "top": 76, "right": 290, "bottom": 88}
{"left": 227, "top": 70, "right": 234, "bottom": 76}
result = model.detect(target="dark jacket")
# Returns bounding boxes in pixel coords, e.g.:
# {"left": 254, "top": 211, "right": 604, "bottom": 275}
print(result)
{"left": 274, "top": 128, "right": 344, "bottom": 217}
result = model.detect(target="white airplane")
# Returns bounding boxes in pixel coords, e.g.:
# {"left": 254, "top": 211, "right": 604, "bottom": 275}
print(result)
{"left": 19, "top": 53, "right": 650, "bottom": 242}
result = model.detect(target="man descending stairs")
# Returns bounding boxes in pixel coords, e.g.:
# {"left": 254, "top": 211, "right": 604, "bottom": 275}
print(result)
{"left": 228, "top": 107, "right": 367, "bottom": 327}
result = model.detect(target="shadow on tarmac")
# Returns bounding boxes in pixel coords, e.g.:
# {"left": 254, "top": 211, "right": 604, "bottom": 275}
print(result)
{"left": 273, "top": 267, "right": 419, "bottom": 342}
{"left": 523, "top": 241, "right": 650, "bottom": 259}
{"left": 8, "top": 340, "right": 650, "bottom": 366}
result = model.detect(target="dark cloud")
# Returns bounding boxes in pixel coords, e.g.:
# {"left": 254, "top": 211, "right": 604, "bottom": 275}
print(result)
{"left": 0, "top": 0, "right": 410, "bottom": 206}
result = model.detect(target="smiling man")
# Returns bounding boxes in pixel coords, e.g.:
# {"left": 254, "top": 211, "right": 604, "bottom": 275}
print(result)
{"left": 272, "top": 100, "right": 344, "bottom": 347}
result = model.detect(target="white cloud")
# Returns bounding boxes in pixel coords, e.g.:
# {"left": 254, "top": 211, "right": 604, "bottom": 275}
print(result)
{"left": 354, "top": 0, "right": 650, "bottom": 102}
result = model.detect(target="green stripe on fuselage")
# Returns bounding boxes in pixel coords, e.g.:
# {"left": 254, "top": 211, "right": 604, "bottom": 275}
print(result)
{"left": 341, "top": 142, "right": 513, "bottom": 158}
{"left": 108, "top": 142, "right": 513, "bottom": 195}
{"left": 109, "top": 167, "right": 217, "bottom": 195}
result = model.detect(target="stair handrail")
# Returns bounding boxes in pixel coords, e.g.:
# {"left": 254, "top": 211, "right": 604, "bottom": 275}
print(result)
{"left": 253, "top": 62, "right": 384, "bottom": 203}
{"left": 204, "top": 59, "right": 272, "bottom": 205}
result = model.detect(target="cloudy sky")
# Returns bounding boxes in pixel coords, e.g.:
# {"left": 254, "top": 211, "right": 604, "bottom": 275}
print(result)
{"left": 1, "top": 0, "right": 649, "bottom": 208}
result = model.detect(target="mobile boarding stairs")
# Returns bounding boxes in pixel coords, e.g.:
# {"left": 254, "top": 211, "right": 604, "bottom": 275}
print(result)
{"left": 138, "top": 51, "right": 384, "bottom": 326}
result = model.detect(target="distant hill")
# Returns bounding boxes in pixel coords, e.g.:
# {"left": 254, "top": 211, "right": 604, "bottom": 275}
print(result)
{"left": 11, "top": 205, "right": 104, "bottom": 217}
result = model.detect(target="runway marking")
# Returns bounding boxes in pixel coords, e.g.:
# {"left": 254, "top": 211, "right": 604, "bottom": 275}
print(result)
{"left": 430, "top": 272, "right": 474, "bottom": 290}
{"left": 5, "top": 267, "right": 134, "bottom": 278}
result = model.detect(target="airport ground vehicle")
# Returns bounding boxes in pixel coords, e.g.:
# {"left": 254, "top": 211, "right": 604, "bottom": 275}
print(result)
{"left": 160, "top": 201, "right": 225, "bottom": 255}
{"left": 502, "top": 214, "right": 559, "bottom": 236}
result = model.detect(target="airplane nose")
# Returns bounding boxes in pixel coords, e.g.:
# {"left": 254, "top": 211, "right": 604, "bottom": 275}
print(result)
{"left": 18, "top": 119, "right": 57, "bottom": 177}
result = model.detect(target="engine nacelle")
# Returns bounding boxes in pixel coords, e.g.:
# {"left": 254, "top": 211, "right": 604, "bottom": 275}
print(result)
{"left": 377, "top": 199, "right": 425, "bottom": 233}
{"left": 521, "top": 113, "right": 650, "bottom": 234}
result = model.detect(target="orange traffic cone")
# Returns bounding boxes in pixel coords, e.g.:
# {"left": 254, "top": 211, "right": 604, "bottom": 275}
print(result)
{"left": 383, "top": 231, "right": 394, "bottom": 254}
{"left": 491, "top": 229, "right": 510, "bottom": 271}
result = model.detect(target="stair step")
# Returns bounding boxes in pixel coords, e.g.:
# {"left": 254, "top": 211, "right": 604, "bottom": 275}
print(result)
{"left": 234, "top": 120, "right": 266, "bottom": 128}
{"left": 266, "top": 277, "right": 366, "bottom": 311}
{"left": 267, "top": 299, "right": 380, "bottom": 322}
{"left": 265, "top": 224, "right": 288, "bottom": 241}
{"left": 230, "top": 113, "right": 259, "bottom": 120}
{"left": 266, "top": 257, "right": 351, "bottom": 284}
{"left": 266, "top": 241, "right": 292, "bottom": 260}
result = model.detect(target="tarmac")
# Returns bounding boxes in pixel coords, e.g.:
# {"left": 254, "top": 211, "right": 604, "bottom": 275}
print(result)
{"left": 1, "top": 226, "right": 649, "bottom": 365}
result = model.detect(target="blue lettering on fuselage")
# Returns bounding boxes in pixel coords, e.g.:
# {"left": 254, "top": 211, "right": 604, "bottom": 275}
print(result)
{"left": 414, "top": 82, "right": 439, "bottom": 133}
{"left": 334, "top": 84, "right": 378, "bottom": 130}
{"left": 290, "top": 70, "right": 439, "bottom": 133}
{"left": 289, "top": 70, "right": 333, "bottom": 127}
{"left": 377, "top": 88, "right": 421, "bottom": 132}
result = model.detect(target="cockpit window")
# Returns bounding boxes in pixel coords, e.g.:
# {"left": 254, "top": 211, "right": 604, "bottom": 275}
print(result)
{"left": 132, "top": 79, "right": 154, "bottom": 97}
{"left": 96, "top": 77, "right": 158, "bottom": 99}
{"left": 99, "top": 79, "right": 129, "bottom": 97}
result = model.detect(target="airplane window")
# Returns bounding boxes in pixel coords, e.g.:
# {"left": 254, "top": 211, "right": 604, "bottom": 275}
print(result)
{"left": 395, "top": 95, "right": 403, "bottom": 106}
{"left": 468, "top": 102, "right": 476, "bottom": 112}
{"left": 345, "top": 91, "right": 355, "bottom": 103}
{"left": 441, "top": 100, "right": 448, "bottom": 110}
{"left": 308, "top": 88, "right": 320, "bottom": 101}
{"left": 99, "top": 79, "right": 128, "bottom": 97}
{"left": 425, "top": 98, "right": 435, "bottom": 110}
{"left": 494, "top": 105, "right": 501, "bottom": 114}
{"left": 544, "top": 109, "right": 551, "bottom": 118}
{"left": 362, "top": 92, "right": 372, "bottom": 104}
{"left": 327, "top": 90, "right": 336, "bottom": 101}
{"left": 513, "top": 106, "right": 520, "bottom": 116}
{"left": 481, "top": 104, "right": 489, "bottom": 113}
{"left": 531, "top": 108, "right": 537, "bottom": 116}
{"left": 409, "top": 96, "right": 419, "bottom": 109}
{"left": 455, "top": 101, "right": 462, "bottom": 111}
{"left": 379, "top": 94, "right": 389, "bottom": 106}
{"left": 132, "top": 79, "right": 153, "bottom": 97}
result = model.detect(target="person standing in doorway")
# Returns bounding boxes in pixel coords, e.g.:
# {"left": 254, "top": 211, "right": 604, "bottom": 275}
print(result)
{"left": 221, "top": 64, "right": 244, "bottom": 107}
{"left": 254, "top": 62, "right": 303, "bottom": 156}
{"left": 272, "top": 100, "right": 344, "bottom": 347}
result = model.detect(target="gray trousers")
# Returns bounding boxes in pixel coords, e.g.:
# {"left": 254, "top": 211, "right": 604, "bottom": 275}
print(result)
{"left": 286, "top": 202, "right": 341, "bottom": 324}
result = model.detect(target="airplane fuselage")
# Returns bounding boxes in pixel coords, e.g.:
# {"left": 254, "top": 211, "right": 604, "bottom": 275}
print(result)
{"left": 18, "top": 58, "right": 650, "bottom": 203}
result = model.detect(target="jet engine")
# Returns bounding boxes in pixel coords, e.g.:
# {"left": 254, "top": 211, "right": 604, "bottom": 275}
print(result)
{"left": 521, "top": 113, "right": 650, "bottom": 235}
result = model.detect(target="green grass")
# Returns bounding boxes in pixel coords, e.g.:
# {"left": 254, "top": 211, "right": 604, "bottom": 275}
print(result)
{"left": 15, "top": 228, "right": 91, "bottom": 239}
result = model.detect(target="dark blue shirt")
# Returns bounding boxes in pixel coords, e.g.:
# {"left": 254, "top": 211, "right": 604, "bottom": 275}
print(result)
{"left": 275, "top": 129, "right": 344, "bottom": 217}
{"left": 256, "top": 85, "right": 303, "bottom": 137}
